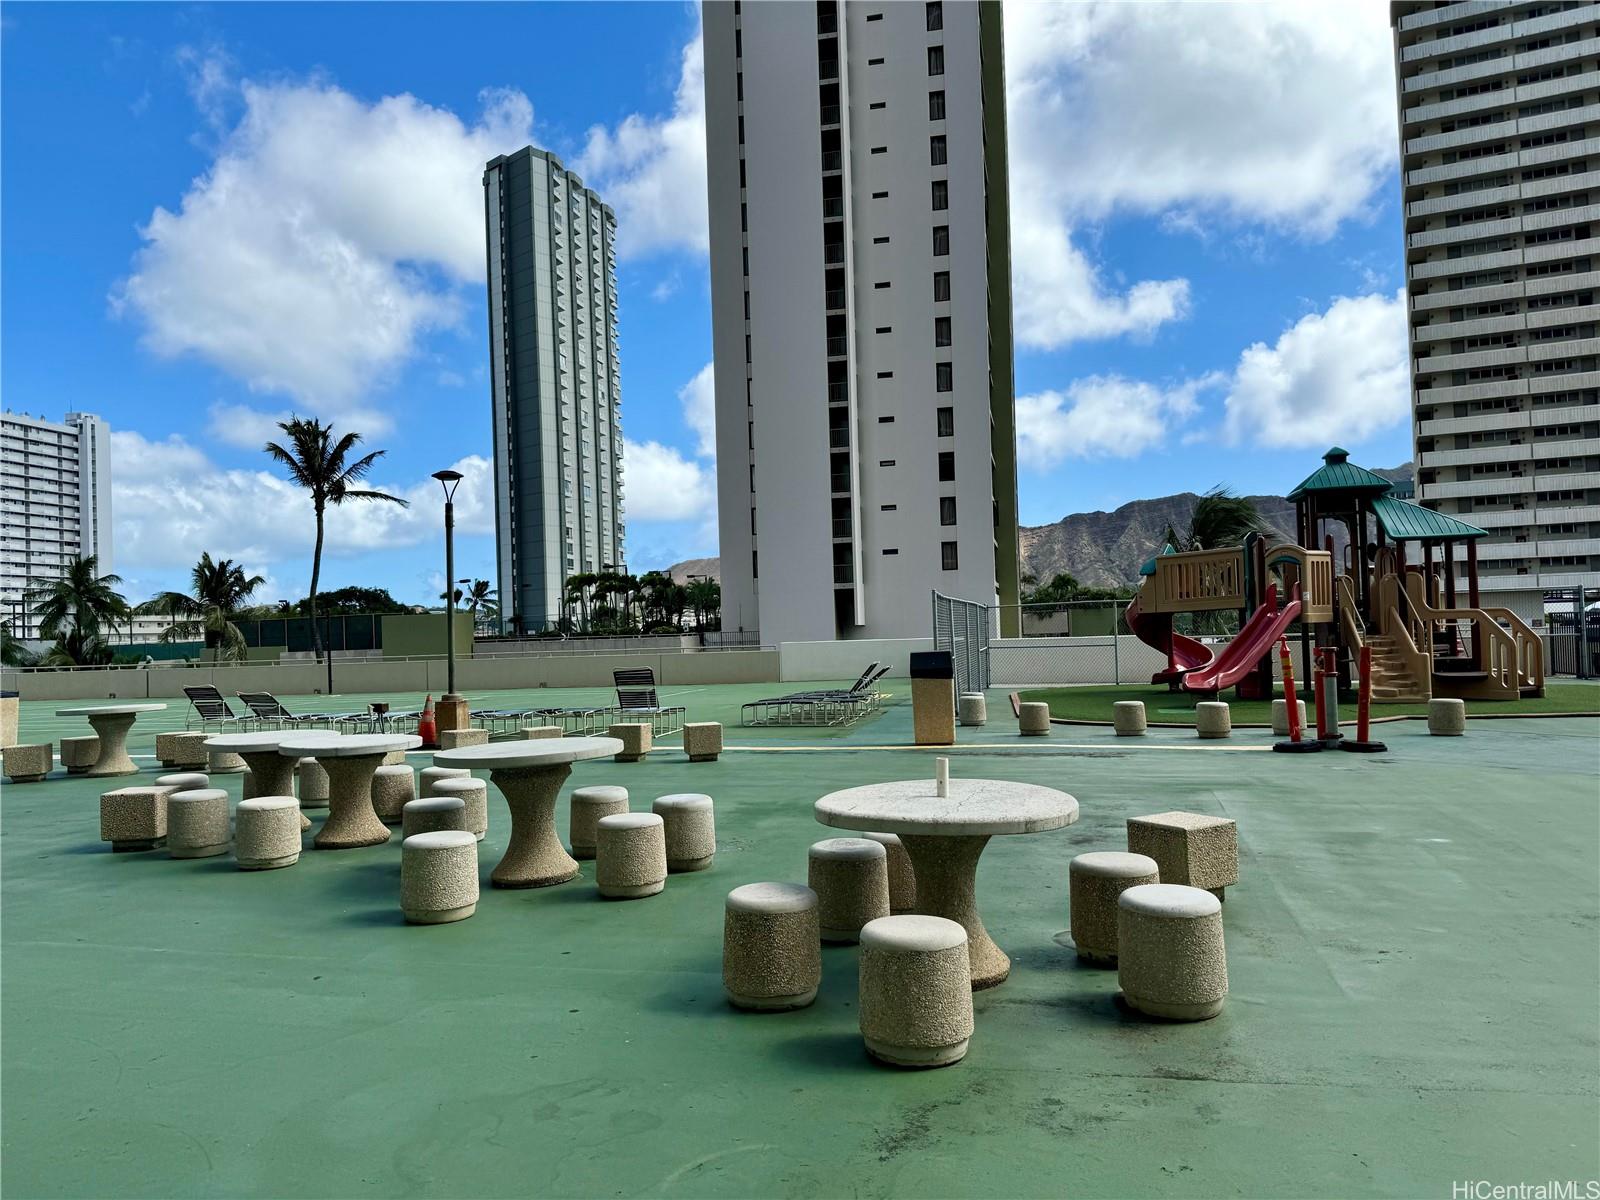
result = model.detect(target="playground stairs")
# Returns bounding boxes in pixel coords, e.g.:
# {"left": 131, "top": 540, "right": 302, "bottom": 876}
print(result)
{"left": 1363, "top": 634, "right": 1429, "bottom": 702}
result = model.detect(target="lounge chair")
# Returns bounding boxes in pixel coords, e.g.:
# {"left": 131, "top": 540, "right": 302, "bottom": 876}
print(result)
{"left": 182, "top": 685, "right": 255, "bottom": 732}
{"left": 740, "top": 663, "right": 889, "bottom": 726}
{"left": 613, "top": 668, "right": 686, "bottom": 736}
{"left": 237, "top": 691, "right": 360, "bottom": 731}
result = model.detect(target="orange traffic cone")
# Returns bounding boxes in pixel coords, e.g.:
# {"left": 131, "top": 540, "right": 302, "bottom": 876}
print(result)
{"left": 418, "top": 694, "right": 437, "bottom": 749}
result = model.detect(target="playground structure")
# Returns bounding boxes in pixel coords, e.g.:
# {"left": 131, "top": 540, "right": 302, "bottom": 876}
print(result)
{"left": 1127, "top": 448, "right": 1545, "bottom": 704}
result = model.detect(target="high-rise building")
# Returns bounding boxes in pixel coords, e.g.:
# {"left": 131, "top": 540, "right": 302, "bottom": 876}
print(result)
{"left": 703, "top": 0, "right": 1020, "bottom": 644}
{"left": 483, "top": 146, "right": 625, "bottom": 633}
{"left": 1392, "top": 1, "right": 1600, "bottom": 623}
{"left": 1, "top": 411, "right": 113, "bottom": 639}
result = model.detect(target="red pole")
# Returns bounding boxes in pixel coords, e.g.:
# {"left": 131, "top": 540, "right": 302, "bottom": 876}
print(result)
{"left": 1279, "top": 637, "right": 1302, "bottom": 742}
{"left": 1357, "top": 644, "right": 1372, "bottom": 744}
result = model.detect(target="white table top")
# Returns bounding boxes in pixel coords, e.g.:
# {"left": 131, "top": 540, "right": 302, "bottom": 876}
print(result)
{"left": 56, "top": 703, "right": 167, "bottom": 716}
{"left": 432, "top": 736, "right": 623, "bottom": 770}
{"left": 206, "top": 729, "right": 343, "bottom": 753}
{"left": 815, "top": 778, "right": 1079, "bottom": 837}
{"left": 277, "top": 733, "right": 422, "bottom": 758}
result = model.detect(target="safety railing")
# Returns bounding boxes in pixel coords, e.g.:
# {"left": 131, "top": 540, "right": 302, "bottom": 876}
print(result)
{"left": 1143, "top": 548, "right": 1245, "bottom": 614}
{"left": 1264, "top": 544, "right": 1334, "bottom": 623}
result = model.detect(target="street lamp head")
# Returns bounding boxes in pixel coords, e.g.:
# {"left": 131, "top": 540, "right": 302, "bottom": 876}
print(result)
{"left": 432, "top": 468, "right": 464, "bottom": 502}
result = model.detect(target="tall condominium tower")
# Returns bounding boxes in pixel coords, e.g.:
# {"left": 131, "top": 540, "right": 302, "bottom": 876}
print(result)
{"left": 703, "top": 0, "right": 1020, "bottom": 643}
{"left": 1392, "top": 1, "right": 1600, "bottom": 623}
{"left": 1, "top": 411, "right": 112, "bottom": 639}
{"left": 484, "top": 146, "right": 625, "bottom": 633}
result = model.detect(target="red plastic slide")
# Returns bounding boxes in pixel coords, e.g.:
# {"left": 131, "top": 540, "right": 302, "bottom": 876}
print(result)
{"left": 1179, "top": 585, "right": 1302, "bottom": 694}
{"left": 1125, "top": 591, "right": 1215, "bottom": 685}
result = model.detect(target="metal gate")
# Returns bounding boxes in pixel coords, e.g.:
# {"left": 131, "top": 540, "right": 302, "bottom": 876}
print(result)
{"left": 1543, "top": 587, "right": 1597, "bottom": 678}
{"left": 931, "top": 591, "right": 990, "bottom": 693}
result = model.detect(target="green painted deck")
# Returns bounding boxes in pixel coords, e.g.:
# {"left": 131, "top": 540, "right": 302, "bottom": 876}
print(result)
{"left": 3, "top": 682, "right": 1597, "bottom": 1198}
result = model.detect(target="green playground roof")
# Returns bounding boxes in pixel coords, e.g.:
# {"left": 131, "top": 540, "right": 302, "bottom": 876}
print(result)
{"left": 1288, "top": 447, "right": 1397, "bottom": 500}
{"left": 1372, "top": 495, "right": 1487, "bottom": 542}
{"left": 1139, "top": 542, "right": 1178, "bottom": 576}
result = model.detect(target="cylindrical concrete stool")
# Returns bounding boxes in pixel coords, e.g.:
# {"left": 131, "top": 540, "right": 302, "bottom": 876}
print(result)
{"left": 1428, "top": 698, "right": 1466, "bottom": 736}
{"left": 431, "top": 777, "right": 489, "bottom": 842}
{"left": 1018, "top": 701, "right": 1051, "bottom": 736}
{"left": 403, "top": 796, "right": 468, "bottom": 839}
{"left": 156, "top": 772, "right": 210, "bottom": 793}
{"left": 1112, "top": 701, "right": 1148, "bottom": 737}
{"left": 595, "top": 812, "right": 668, "bottom": 899}
{"left": 570, "top": 785, "right": 629, "bottom": 859}
{"left": 860, "top": 831, "right": 916, "bottom": 914}
{"left": 167, "top": 788, "right": 231, "bottom": 859}
{"left": 858, "top": 915, "right": 974, "bottom": 1068}
{"left": 722, "top": 883, "right": 823, "bottom": 1011}
{"left": 400, "top": 830, "right": 480, "bottom": 925}
{"left": 371, "top": 764, "right": 416, "bottom": 824}
{"left": 209, "top": 748, "right": 247, "bottom": 775}
{"left": 1117, "top": 883, "right": 1228, "bottom": 1021}
{"left": 420, "top": 765, "right": 471, "bottom": 796}
{"left": 297, "top": 757, "right": 331, "bottom": 809}
{"left": 1195, "top": 702, "right": 1232, "bottom": 739}
{"left": 652, "top": 793, "right": 716, "bottom": 872}
{"left": 235, "top": 796, "right": 301, "bottom": 870}
{"left": 1069, "top": 851, "right": 1159, "bottom": 964}
{"left": 957, "top": 693, "right": 987, "bottom": 727}
{"left": 807, "top": 838, "right": 890, "bottom": 943}
{"left": 1271, "top": 698, "right": 1308, "bottom": 738}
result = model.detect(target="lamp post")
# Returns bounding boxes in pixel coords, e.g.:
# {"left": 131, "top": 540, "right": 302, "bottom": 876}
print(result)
{"left": 432, "top": 470, "right": 466, "bottom": 732}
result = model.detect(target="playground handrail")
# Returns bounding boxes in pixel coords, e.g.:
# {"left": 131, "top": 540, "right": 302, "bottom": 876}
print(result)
{"left": 1401, "top": 575, "right": 1542, "bottom": 696}
{"left": 1144, "top": 547, "right": 1245, "bottom": 614}
{"left": 1336, "top": 573, "right": 1365, "bottom": 649}
{"left": 1478, "top": 605, "right": 1546, "bottom": 694}
{"left": 1265, "top": 544, "right": 1334, "bottom": 623}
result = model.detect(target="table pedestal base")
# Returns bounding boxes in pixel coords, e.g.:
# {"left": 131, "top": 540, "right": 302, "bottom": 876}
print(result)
{"left": 240, "top": 751, "right": 311, "bottom": 830}
{"left": 490, "top": 764, "right": 579, "bottom": 888}
{"left": 314, "top": 754, "right": 392, "bottom": 849}
{"left": 900, "top": 833, "right": 1010, "bottom": 990}
{"left": 86, "top": 713, "right": 140, "bottom": 777}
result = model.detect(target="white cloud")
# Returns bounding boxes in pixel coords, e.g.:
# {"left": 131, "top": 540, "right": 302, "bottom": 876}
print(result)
{"left": 114, "top": 77, "right": 534, "bottom": 406}
{"left": 621, "top": 440, "right": 715, "bottom": 524}
{"left": 1016, "top": 374, "right": 1221, "bottom": 469}
{"left": 1222, "top": 289, "right": 1410, "bottom": 448}
{"left": 677, "top": 361, "right": 716, "bottom": 459}
{"left": 578, "top": 33, "right": 707, "bottom": 260}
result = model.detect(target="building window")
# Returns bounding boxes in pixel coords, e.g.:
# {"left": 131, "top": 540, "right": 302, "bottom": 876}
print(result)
{"left": 883, "top": 547, "right": 899, "bottom": 555}
{"left": 937, "top": 406, "right": 954, "bottom": 436}
{"left": 871, "top": 145, "right": 887, "bottom": 155}
{"left": 931, "top": 179, "right": 948, "bottom": 210}
{"left": 936, "top": 363, "right": 953, "bottom": 392}
{"left": 932, "top": 225, "right": 949, "bottom": 255}
{"left": 929, "top": 90, "right": 945, "bottom": 121}
{"left": 879, "top": 459, "right": 896, "bottom": 467}
{"left": 930, "top": 135, "right": 947, "bottom": 166}
{"left": 941, "top": 540, "right": 959, "bottom": 570}
{"left": 940, "top": 496, "right": 957, "bottom": 526}
{"left": 935, "top": 317, "right": 951, "bottom": 346}
{"left": 933, "top": 271, "right": 950, "bottom": 302}
{"left": 926, "top": 1, "right": 943, "bottom": 31}
{"left": 938, "top": 450, "right": 955, "bottom": 480}
{"left": 927, "top": 45, "right": 944, "bottom": 75}
{"left": 868, "top": 57, "right": 884, "bottom": 66}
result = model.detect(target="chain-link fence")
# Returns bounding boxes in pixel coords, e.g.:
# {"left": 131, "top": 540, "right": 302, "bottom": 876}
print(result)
{"left": 1542, "top": 587, "right": 1598, "bottom": 678}
{"left": 931, "top": 591, "right": 991, "bottom": 693}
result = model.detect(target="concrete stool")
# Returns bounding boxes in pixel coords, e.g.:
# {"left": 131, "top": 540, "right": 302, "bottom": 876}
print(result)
{"left": 1069, "top": 851, "right": 1160, "bottom": 964}
{"left": 235, "top": 797, "right": 301, "bottom": 870}
{"left": 520, "top": 725, "right": 564, "bottom": 740}
{"left": 208, "top": 748, "right": 246, "bottom": 775}
{"left": 420, "top": 765, "right": 470, "bottom": 796}
{"left": 570, "top": 785, "right": 629, "bottom": 859}
{"left": 3, "top": 743, "right": 52, "bottom": 783}
{"left": 1271, "top": 698, "right": 1308, "bottom": 738}
{"left": 60, "top": 736, "right": 101, "bottom": 774}
{"left": 100, "top": 786, "right": 167, "bottom": 851}
{"left": 382, "top": 749, "right": 408, "bottom": 766}
{"left": 684, "top": 722, "right": 723, "bottom": 762}
{"left": 167, "top": 788, "right": 231, "bottom": 859}
{"left": 401, "top": 830, "right": 480, "bottom": 925}
{"left": 439, "top": 728, "right": 489, "bottom": 750}
{"left": 858, "top": 915, "right": 974, "bottom": 1068}
{"left": 1112, "top": 701, "right": 1147, "bottom": 736}
{"left": 1117, "top": 883, "right": 1228, "bottom": 1021}
{"left": 297, "top": 757, "right": 331, "bottom": 809}
{"left": 958, "top": 692, "right": 987, "bottom": 727}
{"left": 722, "top": 883, "right": 822, "bottom": 1011}
{"left": 1428, "top": 698, "right": 1466, "bottom": 736}
{"left": 431, "top": 777, "right": 489, "bottom": 842}
{"left": 652, "top": 793, "right": 716, "bottom": 871}
{"left": 403, "top": 796, "right": 468, "bottom": 839}
{"left": 157, "top": 731, "right": 210, "bottom": 769}
{"left": 808, "top": 838, "right": 891, "bottom": 943}
{"left": 860, "top": 831, "right": 917, "bottom": 914}
{"left": 1127, "top": 811, "right": 1238, "bottom": 900}
{"left": 608, "top": 723, "right": 652, "bottom": 763}
{"left": 371, "top": 764, "right": 417, "bottom": 824}
{"left": 156, "top": 772, "right": 210, "bottom": 795}
{"left": 1018, "top": 701, "right": 1051, "bottom": 736}
{"left": 595, "top": 812, "right": 667, "bottom": 899}
{"left": 1195, "top": 701, "right": 1231, "bottom": 739}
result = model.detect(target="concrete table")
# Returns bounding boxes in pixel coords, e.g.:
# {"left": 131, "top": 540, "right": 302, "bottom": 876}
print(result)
{"left": 54, "top": 704, "right": 168, "bottom": 777}
{"left": 279, "top": 733, "right": 421, "bottom": 850}
{"left": 433, "top": 738, "right": 623, "bottom": 889}
{"left": 207, "top": 730, "right": 342, "bottom": 831}
{"left": 815, "top": 777, "right": 1078, "bottom": 989}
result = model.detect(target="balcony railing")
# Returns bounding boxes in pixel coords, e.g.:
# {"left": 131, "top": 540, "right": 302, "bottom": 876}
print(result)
{"left": 826, "top": 336, "right": 847, "bottom": 356}
{"left": 825, "top": 288, "right": 846, "bottom": 310}
{"left": 832, "top": 517, "right": 852, "bottom": 538}
{"left": 824, "top": 243, "right": 844, "bottom": 264}
{"left": 821, "top": 151, "right": 842, "bottom": 171}
{"left": 829, "top": 428, "right": 850, "bottom": 449}
{"left": 833, "top": 564, "right": 854, "bottom": 585}
{"left": 820, "top": 105, "right": 840, "bottom": 126}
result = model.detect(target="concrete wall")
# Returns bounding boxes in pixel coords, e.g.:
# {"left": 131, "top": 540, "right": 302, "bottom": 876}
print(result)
{"left": 382, "top": 612, "right": 474, "bottom": 660}
{"left": 778, "top": 637, "right": 932, "bottom": 682}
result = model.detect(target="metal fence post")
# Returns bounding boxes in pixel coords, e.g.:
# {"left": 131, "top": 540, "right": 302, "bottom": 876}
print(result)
{"left": 1113, "top": 629, "right": 1121, "bottom": 685}
{"left": 1579, "top": 589, "right": 1591, "bottom": 680}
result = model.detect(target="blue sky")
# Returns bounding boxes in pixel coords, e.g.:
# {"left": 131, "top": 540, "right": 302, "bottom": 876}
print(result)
{"left": 1, "top": 2, "right": 1412, "bottom": 609}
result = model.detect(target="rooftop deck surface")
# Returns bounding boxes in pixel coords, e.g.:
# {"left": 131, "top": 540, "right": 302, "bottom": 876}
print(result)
{"left": 3, "top": 682, "right": 1597, "bottom": 1198}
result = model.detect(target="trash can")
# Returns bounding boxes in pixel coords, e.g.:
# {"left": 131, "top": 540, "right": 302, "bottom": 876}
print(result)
{"left": 909, "top": 651, "right": 955, "bottom": 746}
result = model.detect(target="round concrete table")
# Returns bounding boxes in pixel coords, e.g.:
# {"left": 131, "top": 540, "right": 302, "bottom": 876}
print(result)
{"left": 54, "top": 703, "right": 168, "bottom": 777}
{"left": 433, "top": 738, "right": 623, "bottom": 889}
{"left": 208, "top": 730, "right": 342, "bottom": 831}
{"left": 815, "top": 778, "right": 1079, "bottom": 989}
{"left": 279, "top": 733, "right": 421, "bottom": 849}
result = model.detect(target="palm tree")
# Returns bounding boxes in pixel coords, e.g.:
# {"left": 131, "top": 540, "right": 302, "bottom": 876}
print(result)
{"left": 137, "top": 552, "right": 265, "bottom": 662}
{"left": 684, "top": 579, "right": 720, "bottom": 631}
{"left": 564, "top": 571, "right": 598, "bottom": 631}
{"left": 461, "top": 579, "right": 499, "bottom": 630}
{"left": 1, "top": 622, "right": 36, "bottom": 668}
{"left": 1165, "top": 487, "right": 1265, "bottom": 554}
{"left": 264, "top": 417, "right": 409, "bottom": 666}
{"left": 26, "top": 555, "right": 130, "bottom": 665}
